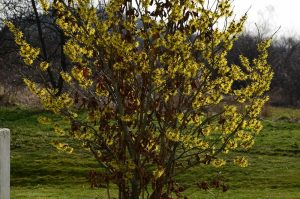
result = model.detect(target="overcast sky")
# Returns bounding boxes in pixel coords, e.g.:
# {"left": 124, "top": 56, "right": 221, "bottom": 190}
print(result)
{"left": 232, "top": 0, "right": 300, "bottom": 37}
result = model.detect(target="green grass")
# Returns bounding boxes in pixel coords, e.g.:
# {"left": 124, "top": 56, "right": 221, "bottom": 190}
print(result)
{"left": 267, "top": 106, "right": 300, "bottom": 119}
{"left": 1, "top": 106, "right": 300, "bottom": 198}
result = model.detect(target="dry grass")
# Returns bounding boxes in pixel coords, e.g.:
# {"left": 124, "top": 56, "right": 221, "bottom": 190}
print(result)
{"left": 0, "top": 84, "right": 40, "bottom": 107}
{"left": 260, "top": 104, "right": 272, "bottom": 118}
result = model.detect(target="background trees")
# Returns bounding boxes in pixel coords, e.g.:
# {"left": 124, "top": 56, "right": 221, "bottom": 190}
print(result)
{"left": 0, "top": 0, "right": 71, "bottom": 105}
{"left": 228, "top": 33, "right": 300, "bottom": 107}
{"left": 269, "top": 37, "right": 300, "bottom": 106}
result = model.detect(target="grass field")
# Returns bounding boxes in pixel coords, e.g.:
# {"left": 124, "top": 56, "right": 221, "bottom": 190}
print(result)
{"left": 1, "top": 106, "right": 300, "bottom": 199}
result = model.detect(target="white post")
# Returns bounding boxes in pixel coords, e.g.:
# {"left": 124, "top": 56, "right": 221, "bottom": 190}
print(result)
{"left": 0, "top": 128, "right": 10, "bottom": 199}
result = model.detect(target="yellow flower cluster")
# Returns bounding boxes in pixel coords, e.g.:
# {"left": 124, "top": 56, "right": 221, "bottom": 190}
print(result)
{"left": 166, "top": 128, "right": 209, "bottom": 150}
{"left": 153, "top": 68, "right": 166, "bottom": 89}
{"left": 64, "top": 40, "right": 89, "bottom": 64}
{"left": 222, "top": 105, "right": 242, "bottom": 134}
{"left": 24, "top": 78, "right": 74, "bottom": 113}
{"left": 248, "top": 119, "right": 263, "bottom": 134}
{"left": 60, "top": 71, "right": 73, "bottom": 83}
{"left": 39, "top": 0, "right": 50, "bottom": 13}
{"left": 166, "top": 129, "right": 181, "bottom": 142}
{"left": 212, "top": 159, "right": 226, "bottom": 168}
{"left": 217, "top": 0, "right": 233, "bottom": 17}
{"left": 233, "top": 156, "right": 249, "bottom": 167}
{"left": 51, "top": 140, "right": 74, "bottom": 154}
{"left": 71, "top": 128, "right": 94, "bottom": 141}
{"left": 5, "top": 21, "right": 40, "bottom": 65}
{"left": 40, "top": 61, "right": 49, "bottom": 71}
{"left": 54, "top": 125, "right": 66, "bottom": 136}
{"left": 95, "top": 85, "right": 109, "bottom": 97}
{"left": 37, "top": 116, "right": 52, "bottom": 124}
{"left": 153, "top": 168, "right": 165, "bottom": 179}
{"left": 71, "top": 66, "right": 93, "bottom": 88}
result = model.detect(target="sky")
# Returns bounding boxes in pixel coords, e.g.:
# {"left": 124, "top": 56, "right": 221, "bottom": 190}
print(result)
{"left": 232, "top": 0, "right": 300, "bottom": 37}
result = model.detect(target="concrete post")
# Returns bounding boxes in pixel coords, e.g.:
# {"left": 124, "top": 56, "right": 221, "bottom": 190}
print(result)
{"left": 0, "top": 128, "right": 10, "bottom": 199}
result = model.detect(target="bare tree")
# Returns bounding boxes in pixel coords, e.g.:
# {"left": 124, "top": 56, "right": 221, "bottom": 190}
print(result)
{"left": 0, "top": 0, "right": 68, "bottom": 94}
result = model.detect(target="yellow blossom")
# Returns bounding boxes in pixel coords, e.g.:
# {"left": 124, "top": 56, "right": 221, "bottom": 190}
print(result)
{"left": 212, "top": 159, "right": 226, "bottom": 167}
{"left": 234, "top": 156, "right": 248, "bottom": 167}
{"left": 40, "top": 61, "right": 49, "bottom": 71}
{"left": 153, "top": 168, "right": 164, "bottom": 179}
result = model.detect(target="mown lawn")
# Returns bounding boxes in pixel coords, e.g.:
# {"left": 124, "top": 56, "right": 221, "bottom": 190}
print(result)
{"left": 1, "top": 106, "right": 299, "bottom": 199}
